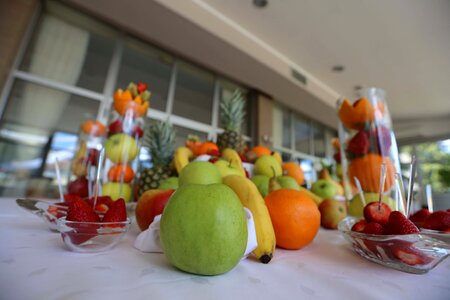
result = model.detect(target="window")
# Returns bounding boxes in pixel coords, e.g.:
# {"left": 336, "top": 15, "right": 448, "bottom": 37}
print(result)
{"left": 272, "top": 103, "right": 337, "bottom": 181}
{"left": 172, "top": 62, "right": 215, "bottom": 124}
{"left": 117, "top": 38, "right": 173, "bottom": 112}
{"left": 0, "top": 1, "right": 253, "bottom": 197}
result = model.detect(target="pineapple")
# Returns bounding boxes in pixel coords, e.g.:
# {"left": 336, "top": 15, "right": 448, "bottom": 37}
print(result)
{"left": 138, "top": 120, "right": 176, "bottom": 197}
{"left": 216, "top": 90, "right": 246, "bottom": 154}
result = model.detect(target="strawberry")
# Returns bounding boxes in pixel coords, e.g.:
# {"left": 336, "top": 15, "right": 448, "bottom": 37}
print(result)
{"left": 386, "top": 211, "right": 419, "bottom": 234}
{"left": 65, "top": 198, "right": 100, "bottom": 245}
{"left": 351, "top": 220, "right": 367, "bottom": 232}
{"left": 347, "top": 131, "right": 369, "bottom": 156}
{"left": 67, "top": 197, "right": 100, "bottom": 222}
{"left": 137, "top": 82, "right": 147, "bottom": 94}
{"left": 86, "top": 196, "right": 113, "bottom": 208}
{"left": 422, "top": 211, "right": 450, "bottom": 231}
{"left": 208, "top": 157, "right": 219, "bottom": 164}
{"left": 240, "top": 154, "right": 248, "bottom": 163}
{"left": 85, "top": 148, "right": 100, "bottom": 166}
{"left": 63, "top": 194, "right": 83, "bottom": 203}
{"left": 333, "top": 152, "right": 341, "bottom": 163}
{"left": 369, "top": 126, "right": 392, "bottom": 156}
{"left": 363, "top": 202, "right": 391, "bottom": 226}
{"left": 102, "top": 199, "right": 127, "bottom": 223}
{"left": 208, "top": 149, "right": 221, "bottom": 157}
{"left": 409, "top": 208, "right": 430, "bottom": 227}
{"left": 391, "top": 241, "right": 432, "bottom": 266}
{"left": 362, "top": 222, "right": 384, "bottom": 235}
{"left": 244, "top": 169, "right": 250, "bottom": 178}
{"left": 132, "top": 126, "right": 144, "bottom": 139}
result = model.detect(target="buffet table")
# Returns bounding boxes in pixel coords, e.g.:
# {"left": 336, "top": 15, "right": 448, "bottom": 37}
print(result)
{"left": 1, "top": 198, "right": 449, "bottom": 300}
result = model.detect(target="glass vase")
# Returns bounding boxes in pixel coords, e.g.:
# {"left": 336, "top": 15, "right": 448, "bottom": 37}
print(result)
{"left": 337, "top": 87, "right": 402, "bottom": 215}
{"left": 67, "top": 117, "right": 106, "bottom": 198}
{"left": 101, "top": 83, "right": 150, "bottom": 203}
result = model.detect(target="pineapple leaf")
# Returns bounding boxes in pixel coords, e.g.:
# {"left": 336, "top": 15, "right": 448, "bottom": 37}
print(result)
{"left": 220, "top": 89, "right": 245, "bottom": 132}
{"left": 143, "top": 119, "right": 176, "bottom": 167}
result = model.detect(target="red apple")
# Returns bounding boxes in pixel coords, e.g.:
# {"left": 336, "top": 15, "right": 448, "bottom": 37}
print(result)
{"left": 135, "top": 189, "right": 175, "bottom": 231}
{"left": 67, "top": 177, "right": 89, "bottom": 198}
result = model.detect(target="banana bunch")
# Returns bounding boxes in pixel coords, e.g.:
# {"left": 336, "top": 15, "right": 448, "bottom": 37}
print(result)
{"left": 173, "top": 147, "right": 193, "bottom": 174}
{"left": 221, "top": 148, "right": 245, "bottom": 176}
{"left": 223, "top": 175, "right": 276, "bottom": 264}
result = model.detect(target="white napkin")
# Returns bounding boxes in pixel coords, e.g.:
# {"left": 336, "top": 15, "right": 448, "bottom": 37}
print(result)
{"left": 134, "top": 208, "right": 258, "bottom": 259}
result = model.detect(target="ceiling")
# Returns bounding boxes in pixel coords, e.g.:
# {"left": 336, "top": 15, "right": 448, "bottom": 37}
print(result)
{"left": 200, "top": 0, "right": 450, "bottom": 118}
{"left": 67, "top": 0, "right": 450, "bottom": 143}
{"left": 192, "top": 0, "right": 450, "bottom": 142}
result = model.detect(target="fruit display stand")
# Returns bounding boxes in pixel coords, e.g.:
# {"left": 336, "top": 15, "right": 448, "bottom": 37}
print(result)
{"left": 1, "top": 197, "right": 449, "bottom": 300}
{"left": 102, "top": 82, "right": 149, "bottom": 203}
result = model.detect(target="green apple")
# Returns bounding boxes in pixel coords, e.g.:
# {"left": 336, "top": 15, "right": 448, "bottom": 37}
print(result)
{"left": 253, "top": 155, "right": 282, "bottom": 177}
{"left": 251, "top": 175, "right": 270, "bottom": 197}
{"left": 348, "top": 193, "right": 396, "bottom": 217}
{"left": 318, "top": 199, "right": 347, "bottom": 229}
{"left": 276, "top": 176, "right": 300, "bottom": 190}
{"left": 214, "top": 160, "right": 244, "bottom": 178}
{"left": 159, "top": 177, "right": 179, "bottom": 190}
{"left": 178, "top": 161, "right": 222, "bottom": 186}
{"left": 311, "top": 179, "right": 337, "bottom": 199}
{"left": 160, "top": 183, "right": 247, "bottom": 275}
{"left": 105, "top": 133, "right": 138, "bottom": 164}
{"left": 101, "top": 182, "right": 132, "bottom": 202}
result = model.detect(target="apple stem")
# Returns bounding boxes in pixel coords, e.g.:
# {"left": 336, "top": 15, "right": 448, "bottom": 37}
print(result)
{"left": 378, "top": 163, "right": 387, "bottom": 211}
{"left": 54, "top": 157, "right": 64, "bottom": 203}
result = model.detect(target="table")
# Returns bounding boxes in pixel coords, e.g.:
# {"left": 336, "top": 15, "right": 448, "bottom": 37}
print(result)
{"left": 1, "top": 197, "right": 449, "bottom": 300}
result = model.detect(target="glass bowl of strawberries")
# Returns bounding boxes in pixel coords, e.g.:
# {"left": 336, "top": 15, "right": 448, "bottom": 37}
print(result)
{"left": 56, "top": 197, "right": 130, "bottom": 253}
{"left": 410, "top": 208, "right": 450, "bottom": 244}
{"left": 338, "top": 202, "right": 450, "bottom": 274}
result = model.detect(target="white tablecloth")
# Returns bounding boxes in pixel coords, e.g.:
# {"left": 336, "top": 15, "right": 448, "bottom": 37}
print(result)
{"left": 1, "top": 197, "right": 449, "bottom": 300}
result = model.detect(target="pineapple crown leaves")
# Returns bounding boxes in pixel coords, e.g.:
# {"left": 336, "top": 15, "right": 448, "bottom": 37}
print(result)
{"left": 143, "top": 119, "right": 176, "bottom": 167}
{"left": 220, "top": 89, "right": 246, "bottom": 132}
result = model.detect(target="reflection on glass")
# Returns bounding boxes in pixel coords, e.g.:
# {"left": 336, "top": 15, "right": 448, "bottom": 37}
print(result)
{"left": 312, "top": 123, "right": 326, "bottom": 157}
{"left": 173, "top": 62, "right": 214, "bottom": 124}
{"left": 272, "top": 105, "right": 291, "bottom": 149}
{"left": 20, "top": 13, "right": 115, "bottom": 92}
{"left": 0, "top": 80, "right": 99, "bottom": 197}
{"left": 117, "top": 38, "right": 173, "bottom": 112}
{"left": 294, "top": 115, "right": 310, "bottom": 154}
{"left": 173, "top": 125, "right": 208, "bottom": 148}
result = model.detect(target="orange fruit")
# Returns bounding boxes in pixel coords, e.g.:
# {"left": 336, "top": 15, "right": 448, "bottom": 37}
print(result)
{"left": 265, "top": 189, "right": 320, "bottom": 250}
{"left": 107, "top": 164, "right": 135, "bottom": 183}
{"left": 348, "top": 154, "right": 395, "bottom": 193}
{"left": 196, "top": 142, "right": 219, "bottom": 156}
{"left": 282, "top": 162, "right": 304, "bottom": 185}
{"left": 251, "top": 145, "right": 271, "bottom": 157}
{"left": 81, "top": 120, "right": 106, "bottom": 137}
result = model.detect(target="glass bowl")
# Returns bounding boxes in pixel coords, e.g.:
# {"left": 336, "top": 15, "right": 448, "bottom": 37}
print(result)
{"left": 16, "top": 198, "right": 68, "bottom": 231}
{"left": 338, "top": 217, "right": 450, "bottom": 274}
{"left": 56, "top": 217, "right": 131, "bottom": 253}
{"left": 420, "top": 228, "right": 450, "bottom": 244}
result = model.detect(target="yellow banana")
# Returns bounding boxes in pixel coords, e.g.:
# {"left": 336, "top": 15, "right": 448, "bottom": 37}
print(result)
{"left": 299, "top": 186, "right": 323, "bottom": 206}
{"left": 223, "top": 175, "right": 276, "bottom": 264}
{"left": 173, "top": 147, "right": 193, "bottom": 174}
{"left": 221, "top": 148, "right": 245, "bottom": 176}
